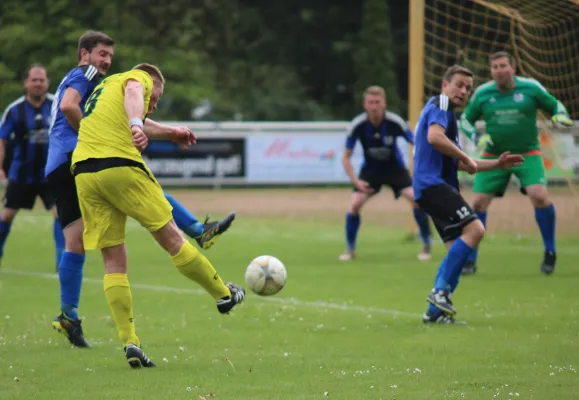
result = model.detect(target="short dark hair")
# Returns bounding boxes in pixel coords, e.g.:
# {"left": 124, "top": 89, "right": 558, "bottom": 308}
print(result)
{"left": 132, "top": 63, "right": 166, "bottom": 86}
{"left": 24, "top": 63, "right": 46, "bottom": 80}
{"left": 77, "top": 31, "right": 115, "bottom": 60}
{"left": 363, "top": 85, "right": 386, "bottom": 99}
{"left": 442, "top": 65, "right": 474, "bottom": 83}
{"left": 489, "top": 51, "right": 514, "bottom": 65}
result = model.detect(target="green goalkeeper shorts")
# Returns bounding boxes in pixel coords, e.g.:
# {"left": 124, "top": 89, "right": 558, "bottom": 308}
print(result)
{"left": 473, "top": 154, "right": 546, "bottom": 197}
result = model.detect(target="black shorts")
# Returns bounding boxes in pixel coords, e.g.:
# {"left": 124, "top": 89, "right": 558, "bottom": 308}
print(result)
{"left": 46, "top": 161, "right": 81, "bottom": 228}
{"left": 354, "top": 166, "right": 412, "bottom": 198}
{"left": 416, "top": 183, "right": 478, "bottom": 243}
{"left": 3, "top": 180, "right": 53, "bottom": 210}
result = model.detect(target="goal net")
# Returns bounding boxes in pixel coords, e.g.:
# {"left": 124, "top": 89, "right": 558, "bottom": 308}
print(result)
{"left": 423, "top": 0, "right": 579, "bottom": 120}
{"left": 418, "top": 0, "right": 579, "bottom": 236}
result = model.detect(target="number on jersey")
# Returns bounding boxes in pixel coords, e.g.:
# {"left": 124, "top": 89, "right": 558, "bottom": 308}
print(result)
{"left": 83, "top": 87, "right": 104, "bottom": 118}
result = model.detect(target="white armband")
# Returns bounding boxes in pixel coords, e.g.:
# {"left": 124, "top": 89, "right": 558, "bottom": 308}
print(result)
{"left": 129, "top": 118, "right": 144, "bottom": 129}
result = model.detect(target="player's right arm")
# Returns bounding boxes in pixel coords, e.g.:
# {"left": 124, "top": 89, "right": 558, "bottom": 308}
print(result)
{"left": 0, "top": 107, "right": 15, "bottom": 180}
{"left": 341, "top": 148, "right": 357, "bottom": 182}
{"left": 61, "top": 66, "right": 101, "bottom": 132}
{"left": 342, "top": 120, "right": 372, "bottom": 193}
{"left": 427, "top": 103, "right": 477, "bottom": 173}
{"left": 124, "top": 79, "right": 148, "bottom": 152}
{"left": 427, "top": 124, "right": 471, "bottom": 162}
{"left": 60, "top": 88, "right": 83, "bottom": 132}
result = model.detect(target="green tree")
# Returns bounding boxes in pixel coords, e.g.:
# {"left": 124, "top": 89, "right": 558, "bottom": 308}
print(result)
{"left": 353, "top": 0, "right": 401, "bottom": 114}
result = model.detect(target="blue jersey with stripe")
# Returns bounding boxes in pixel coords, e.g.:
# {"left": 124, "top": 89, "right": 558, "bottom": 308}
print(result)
{"left": 46, "top": 64, "right": 101, "bottom": 176}
{"left": 412, "top": 95, "right": 461, "bottom": 200}
{"left": 345, "top": 111, "right": 414, "bottom": 174}
{"left": 0, "top": 95, "right": 54, "bottom": 184}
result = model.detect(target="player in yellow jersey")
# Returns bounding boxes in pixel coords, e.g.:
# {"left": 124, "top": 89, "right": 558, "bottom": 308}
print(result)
{"left": 72, "top": 63, "right": 246, "bottom": 369}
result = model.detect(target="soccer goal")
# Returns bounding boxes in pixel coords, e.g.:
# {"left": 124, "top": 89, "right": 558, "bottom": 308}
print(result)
{"left": 406, "top": 0, "right": 579, "bottom": 236}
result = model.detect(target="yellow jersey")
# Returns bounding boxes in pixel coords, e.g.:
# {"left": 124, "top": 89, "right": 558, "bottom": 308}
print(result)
{"left": 72, "top": 69, "right": 153, "bottom": 166}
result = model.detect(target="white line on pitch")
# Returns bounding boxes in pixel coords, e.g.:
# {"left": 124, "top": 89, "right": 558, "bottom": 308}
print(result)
{"left": 1, "top": 269, "right": 420, "bottom": 318}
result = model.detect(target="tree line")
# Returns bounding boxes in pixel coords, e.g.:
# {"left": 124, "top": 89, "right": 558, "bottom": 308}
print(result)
{"left": 1, "top": 0, "right": 575, "bottom": 121}
{"left": 0, "top": 0, "right": 410, "bottom": 121}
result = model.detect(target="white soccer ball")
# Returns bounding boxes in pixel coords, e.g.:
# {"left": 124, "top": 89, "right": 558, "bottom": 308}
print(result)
{"left": 245, "top": 255, "right": 287, "bottom": 296}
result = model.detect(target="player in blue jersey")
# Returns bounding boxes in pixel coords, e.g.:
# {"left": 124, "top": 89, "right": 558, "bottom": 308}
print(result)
{"left": 413, "top": 65, "right": 523, "bottom": 324}
{"left": 46, "top": 31, "right": 235, "bottom": 348}
{"left": 340, "top": 86, "right": 432, "bottom": 261}
{"left": 0, "top": 64, "right": 65, "bottom": 270}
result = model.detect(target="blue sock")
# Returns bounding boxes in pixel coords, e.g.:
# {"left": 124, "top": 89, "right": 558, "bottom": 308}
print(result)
{"left": 413, "top": 208, "right": 431, "bottom": 246}
{"left": 345, "top": 213, "right": 361, "bottom": 251}
{"left": 59, "top": 252, "right": 86, "bottom": 320}
{"left": 164, "top": 192, "right": 203, "bottom": 238}
{"left": 466, "top": 211, "right": 487, "bottom": 263}
{"left": 535, "top": 204, "right": 556, "bottom": 252}
{"left": 0, "top": 220, "right": 12, "bottom": 258}
{"left": 53, "top": 219, "right": 65, "bottom": 268}
{"left": 434, "top": 238, "right": 474, "bottom": 292}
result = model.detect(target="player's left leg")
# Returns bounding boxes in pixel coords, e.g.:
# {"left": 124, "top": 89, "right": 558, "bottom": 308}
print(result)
{"left": 398, "top": 187, "right": 432, "bottom": 261}
{"left": 163, "top": 191, "right": 236, "bottom": 250}
{"left": 417, "top": 184, "right": 484, "bottom": 324}
{"left": 38, "top": 184, "right": 65, "bottom": 272}
{"left": 51, "top": 208, "right": 65, "bottom": 272}
{"left": 516, "top": 155, "right": 556, "bottom": 274}
{"left": 101, "top": 243, "right": 155, "bottom": 368}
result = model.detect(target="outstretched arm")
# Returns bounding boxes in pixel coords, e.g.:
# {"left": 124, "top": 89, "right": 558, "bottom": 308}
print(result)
{"left": 458, "top": 152, "right": 524, "bottom": 172}
{"left": 143, "top": 119, "right": 173, "bottom": 139}
{"left": 532, "top": 79, "right": 573, "bottom": 126}
{"left": 143, "top": 119, "right": 197, "bottom": 149}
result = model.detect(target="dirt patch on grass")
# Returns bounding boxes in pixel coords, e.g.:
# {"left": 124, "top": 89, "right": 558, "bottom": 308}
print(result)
{"left": 167, "top": 186, "right": 579, "bottom": 236}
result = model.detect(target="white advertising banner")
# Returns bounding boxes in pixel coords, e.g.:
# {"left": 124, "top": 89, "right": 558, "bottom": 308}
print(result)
{"left": 147, "top": 121, "right": 576, "bottom": 186}
{"left": 246, "top": 134, "right": 411, "bottom": 183}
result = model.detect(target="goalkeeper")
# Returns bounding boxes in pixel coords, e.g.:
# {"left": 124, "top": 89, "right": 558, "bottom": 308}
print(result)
{"left": 459, "top": 51, "right": 573, "bottom": 276}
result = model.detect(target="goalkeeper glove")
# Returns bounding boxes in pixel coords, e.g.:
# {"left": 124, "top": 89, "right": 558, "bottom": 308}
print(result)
{"left": 552, "top": 114, "right": 573, "bottom": 127}
{"left": 476, "top": 133, "right": 493, "bottom": 152}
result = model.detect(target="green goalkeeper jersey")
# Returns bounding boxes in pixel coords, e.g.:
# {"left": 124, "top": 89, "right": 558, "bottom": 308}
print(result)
{"left": 459, "top": 76, "right": 569, "bottom": 154}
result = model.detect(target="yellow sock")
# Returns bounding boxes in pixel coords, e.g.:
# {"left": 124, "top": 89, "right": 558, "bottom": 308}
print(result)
{"left": 103, "top": 273, "right": 140, "bottom": 348}
{"left": 172, "top": 241, "right": 231, "bottom": 300}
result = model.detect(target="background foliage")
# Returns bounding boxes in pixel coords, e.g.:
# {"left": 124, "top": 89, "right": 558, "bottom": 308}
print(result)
{"left": 0, "top": 0, "right": 410, "bottom": 120}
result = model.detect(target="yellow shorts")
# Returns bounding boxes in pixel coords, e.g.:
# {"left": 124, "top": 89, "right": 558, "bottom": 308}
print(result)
{"left": 75, "top": 165, "right": 173, "bottom": 250}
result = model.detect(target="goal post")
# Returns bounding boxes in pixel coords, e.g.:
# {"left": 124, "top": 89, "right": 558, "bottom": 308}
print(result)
{"left": 406, "top": 0, "right": 425, "bottom": 237}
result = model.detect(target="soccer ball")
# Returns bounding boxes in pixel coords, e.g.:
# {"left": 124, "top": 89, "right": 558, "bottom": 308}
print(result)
{"left": 245, "top": 255, "right": 287, "bottom": 296}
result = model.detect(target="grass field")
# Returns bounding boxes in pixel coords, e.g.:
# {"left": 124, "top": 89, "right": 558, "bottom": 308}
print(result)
{"left": 0, "top": 187, "right": 578, "bottom": 400}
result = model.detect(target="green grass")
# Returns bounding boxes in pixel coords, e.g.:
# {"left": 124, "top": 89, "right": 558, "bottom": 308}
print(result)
{"left": 0, "top": 210, "right": 578, "bottom": 399}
